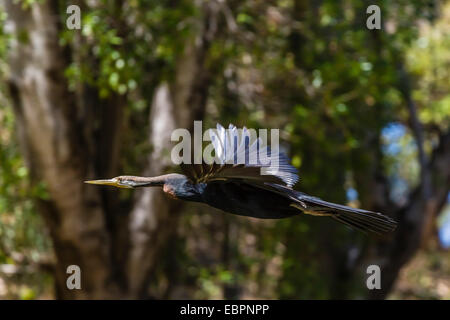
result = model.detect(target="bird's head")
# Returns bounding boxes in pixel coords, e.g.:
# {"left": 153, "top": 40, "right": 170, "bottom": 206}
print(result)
{"left": 85, "top": 175, "right": 166, "bottom": 189}
{"left": 85, "top": 174, "right": 201, "bottom": 201}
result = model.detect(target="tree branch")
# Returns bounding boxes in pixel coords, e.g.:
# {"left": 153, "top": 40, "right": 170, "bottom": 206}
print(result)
{"left": 367, "top": 62, "right": 450, "bottom": 298}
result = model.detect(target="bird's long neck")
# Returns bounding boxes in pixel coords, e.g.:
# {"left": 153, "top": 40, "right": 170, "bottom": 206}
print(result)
{"left": 126, "top": 174, "right": 204, "bottom": 202}
{"left": 123, "top": 175, "right": 169, "bottom": 187}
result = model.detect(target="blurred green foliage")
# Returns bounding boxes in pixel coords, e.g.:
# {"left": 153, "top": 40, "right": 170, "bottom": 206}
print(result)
{"left": 0, "top": 104, "right": 53, "bottom": 299}
{"left": 0, "top": 4, "right": 52, "bottom": 298}
{"left": 0, "top": 0, "right": 449, "bottom": 299}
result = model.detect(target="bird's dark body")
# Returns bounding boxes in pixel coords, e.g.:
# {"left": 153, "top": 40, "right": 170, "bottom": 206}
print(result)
{"left": 201, "top": 182, "right": 298, "bottom": 219}
{"left": 173, "top": 177, "right": 397, "bottom": 234}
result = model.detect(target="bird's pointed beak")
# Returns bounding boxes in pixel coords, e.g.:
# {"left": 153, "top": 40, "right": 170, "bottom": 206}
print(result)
{"left": 85, "top": 179, "right": 118, "bottom": 187}
{"left": 84, "top": 178, "right": 131, "bottom": 188}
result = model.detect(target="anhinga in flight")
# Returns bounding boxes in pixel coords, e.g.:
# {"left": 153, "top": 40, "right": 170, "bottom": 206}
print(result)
{"left": 86, "top": 124, "right": 397, "bottom": 235}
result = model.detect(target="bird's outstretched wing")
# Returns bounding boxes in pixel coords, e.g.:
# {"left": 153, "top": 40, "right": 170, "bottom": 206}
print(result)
{"left": 180, "top": 124, "right": 299, "bottom": 187}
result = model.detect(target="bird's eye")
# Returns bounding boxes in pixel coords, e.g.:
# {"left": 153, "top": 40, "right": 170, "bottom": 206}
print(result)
{"left": 114, "top": 178, "right": 133, "bottom": 189}
{"left": 116, "top": 177, "right": 126, "bottom": 184}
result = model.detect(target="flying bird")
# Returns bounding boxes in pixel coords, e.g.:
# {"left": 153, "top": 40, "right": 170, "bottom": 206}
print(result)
{"left": 86, "top": 124, "right": 397, "bottom": 235}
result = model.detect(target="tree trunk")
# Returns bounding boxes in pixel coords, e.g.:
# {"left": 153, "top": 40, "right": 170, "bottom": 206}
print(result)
{"left": 368, "top": 131, "right": 450, "bottom": 299}
{"left": 127, "top": 13, "right": 214, "bottom": 297}
{"left": 4, "top": 0, "right": 121, "bottom": 299}
{"left": 3, "top": 0, "right": 212, "bottom": 299}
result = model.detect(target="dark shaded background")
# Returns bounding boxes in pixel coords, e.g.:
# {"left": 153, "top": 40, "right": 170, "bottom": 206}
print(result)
{"left": 0, "top": 0, "right": 449, "bottom": 299}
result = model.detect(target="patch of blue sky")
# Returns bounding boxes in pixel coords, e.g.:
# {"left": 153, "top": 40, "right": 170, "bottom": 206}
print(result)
{"left": 381, "top": 122, "right": 407, "bottom": 156}
{"left": 438, "top": 218, "right": 450, "bottom": 249}
{"left": 438, "top": 192, "right": 450, "bottom": 248}
{"left": 346, "top": 188, "right": 359, "bottom": 202}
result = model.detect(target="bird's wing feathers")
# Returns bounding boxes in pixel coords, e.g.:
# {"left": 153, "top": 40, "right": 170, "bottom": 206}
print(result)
{"left": 180, "top": 124, "right": 299, "bottom": 187}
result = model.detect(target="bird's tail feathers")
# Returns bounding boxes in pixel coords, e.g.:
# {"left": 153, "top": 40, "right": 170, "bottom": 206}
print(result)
{"left": 297, "top": 195, "right": 397, "bottom": 235}
{"left": 261, "top": 183, "right": 397, "bottom": 235}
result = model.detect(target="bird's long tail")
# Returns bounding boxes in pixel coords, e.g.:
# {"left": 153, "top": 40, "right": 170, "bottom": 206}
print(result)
{"left": 264, "top": 183, "right": 397, "bottom": 235}
{"left": 293, "top": 194, "right": 397, "bottom": 235}
{"left": 266, "top": 183, "right": 397, "bottom": 235}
